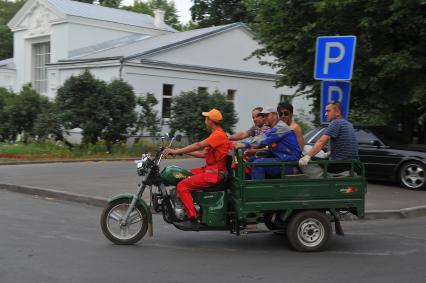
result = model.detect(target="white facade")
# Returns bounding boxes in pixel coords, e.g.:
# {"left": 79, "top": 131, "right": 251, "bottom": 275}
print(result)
{"left": 2, "top": 0, "right": 313, "bottom": 134}
{"left": 5, "top": 0, "right": 174, "bottom": 94}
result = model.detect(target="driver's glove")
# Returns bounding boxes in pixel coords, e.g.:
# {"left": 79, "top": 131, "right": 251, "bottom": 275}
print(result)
{"left": 298, "top": 155, "right": 311, "bottom": 166}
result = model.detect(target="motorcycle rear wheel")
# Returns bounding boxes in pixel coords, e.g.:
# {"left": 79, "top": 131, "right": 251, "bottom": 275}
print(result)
{"left": 101, "top": 199, "right": 148, "bottom": 245}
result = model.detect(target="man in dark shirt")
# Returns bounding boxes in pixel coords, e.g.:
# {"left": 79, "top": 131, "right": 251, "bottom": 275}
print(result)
{"left": 299, "top": 101, "right": 358, "bottom": 173}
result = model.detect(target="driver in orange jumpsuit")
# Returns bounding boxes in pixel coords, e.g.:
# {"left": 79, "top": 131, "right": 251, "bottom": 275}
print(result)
{"left": 163, "top": 109, "right": 230, "bottom": 228}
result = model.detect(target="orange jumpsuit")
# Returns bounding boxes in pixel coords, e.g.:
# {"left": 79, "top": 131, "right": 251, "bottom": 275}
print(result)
{"left": 176, "top": 127, "right": 229, "bottom": 219}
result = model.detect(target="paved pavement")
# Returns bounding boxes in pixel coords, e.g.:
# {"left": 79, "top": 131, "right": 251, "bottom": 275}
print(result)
{"left": 0, "top": 160, "right": 424, "bottom": 212}
{"left": 1, "top": 189, "right": 425, "bottom": 283}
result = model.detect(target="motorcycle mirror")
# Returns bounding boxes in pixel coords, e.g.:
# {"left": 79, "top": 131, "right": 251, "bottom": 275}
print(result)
{"left": 175, "top": 134, "right": 182, "bottom": 142}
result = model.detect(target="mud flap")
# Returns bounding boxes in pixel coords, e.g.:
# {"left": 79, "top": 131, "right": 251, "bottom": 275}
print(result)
{"left": 148, "top": 223, "right": 153, "bottom": 237}
{"left": 329, "top": 208, "right": 344, "bottom": 236}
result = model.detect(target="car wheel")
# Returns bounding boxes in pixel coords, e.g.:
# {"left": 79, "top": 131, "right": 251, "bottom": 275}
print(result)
{"left": 399, "top": 161, "right": 425, "bottom": 190}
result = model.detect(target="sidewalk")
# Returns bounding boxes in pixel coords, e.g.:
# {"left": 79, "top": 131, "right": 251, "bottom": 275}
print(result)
{"left": 0, "top": 160, "right": 425, "bottom": 219}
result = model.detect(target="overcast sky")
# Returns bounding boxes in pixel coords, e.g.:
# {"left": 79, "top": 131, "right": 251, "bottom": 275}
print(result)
{"left": 122, "top": 0, "right": 193, "bottom": 24}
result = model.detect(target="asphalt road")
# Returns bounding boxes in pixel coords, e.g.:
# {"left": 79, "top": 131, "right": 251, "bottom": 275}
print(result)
{"left": 1, "top": 190, "right": 425, "bottom": 283}
{"left": 0, "top": 160, "right": 424, "bottom": 210}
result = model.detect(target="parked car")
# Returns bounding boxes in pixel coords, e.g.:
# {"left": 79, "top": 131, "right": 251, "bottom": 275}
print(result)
{"left": 304, "top": 126, "right": 426, "bottom": 190}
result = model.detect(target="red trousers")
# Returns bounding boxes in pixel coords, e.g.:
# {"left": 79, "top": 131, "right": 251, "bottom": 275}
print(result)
{"left": 176, "top": 167, "right": 222, "bottom": 219}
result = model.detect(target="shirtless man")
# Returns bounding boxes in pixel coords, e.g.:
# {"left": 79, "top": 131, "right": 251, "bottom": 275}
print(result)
{"left": 277, "top": 102, "right": 304, "bottom": 150}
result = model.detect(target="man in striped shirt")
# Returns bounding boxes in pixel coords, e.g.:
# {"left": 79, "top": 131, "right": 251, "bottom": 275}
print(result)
{"left": 299, "top": 101, "right": 358, "bottom": 173}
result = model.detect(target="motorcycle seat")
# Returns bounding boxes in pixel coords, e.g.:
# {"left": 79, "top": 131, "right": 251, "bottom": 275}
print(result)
{"left": 193, "top": 175, "right": 228, "bottom": 193}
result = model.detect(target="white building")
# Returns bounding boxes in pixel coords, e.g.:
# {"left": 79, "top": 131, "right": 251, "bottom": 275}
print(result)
{"left": 1, "top": 0, "right": 313, "bottom": 132}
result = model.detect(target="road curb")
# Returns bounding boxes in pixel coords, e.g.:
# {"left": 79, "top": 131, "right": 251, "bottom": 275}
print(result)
{"left": 1, "top": 183, "right": 426, "bottom": 221}
{"left": 0, "top": 157, "right": 195, "bottom": 166}
{"left": 0, "top": 158, "right": 137, "bottom": 166}
{"left": 0, "top": 184, "right": 108, "bottom": 207}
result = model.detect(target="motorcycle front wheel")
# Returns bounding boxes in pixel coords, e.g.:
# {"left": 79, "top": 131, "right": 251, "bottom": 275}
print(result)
{"left": 101, "top": 198, "right": 148, "bottom": 245}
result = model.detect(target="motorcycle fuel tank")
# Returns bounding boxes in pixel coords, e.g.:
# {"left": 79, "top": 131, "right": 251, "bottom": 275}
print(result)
{"left": 160, "top": 165, "right": 193, "bottom": 186}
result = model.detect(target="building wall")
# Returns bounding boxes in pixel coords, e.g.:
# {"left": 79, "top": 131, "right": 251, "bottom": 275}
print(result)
{"left": 46, "top": 63, "right": 119, "bottom": 98}
{"left": 0, "top": 69, "right": 16, "bottom": 90}
{"left": 147, "top": 27, "right": 276, "bottom": 74}
{"left": 122, "top": 65, "right": 312, "bottom": 132}
{"left": 48, "top": 62, "right": 313, "bottom": 132}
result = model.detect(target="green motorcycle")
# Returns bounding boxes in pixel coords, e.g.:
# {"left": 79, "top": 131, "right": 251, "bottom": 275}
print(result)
{"left": 100, "top": 134, "right": 232, "bottom": 245}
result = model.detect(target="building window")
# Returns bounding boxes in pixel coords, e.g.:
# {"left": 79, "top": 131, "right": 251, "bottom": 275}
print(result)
{"left": 32, "top": 42, "right": 50, "bottom": 94}
{"left": 162, "top": 84, "right": 173, "bottom": 118}
{"left": 280, "top": 94, "right": 293, "bottom": 103}
{"left": 227, "top": 89, "right": 236, "bottom": 103}
{"left": 198, "top": 87, "right": 208, "bottom": 93}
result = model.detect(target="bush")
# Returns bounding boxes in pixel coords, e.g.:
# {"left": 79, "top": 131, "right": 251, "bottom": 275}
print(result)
{"left": 56, "top": 71, "right": 137, "bottom": 145}
{"left": 169, "top": 89, "right": 238, "bottom": 142}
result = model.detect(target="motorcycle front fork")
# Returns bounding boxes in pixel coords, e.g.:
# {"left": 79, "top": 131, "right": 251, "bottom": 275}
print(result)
{"left": 122, "top": 182, "right": 146, "bottom": 224}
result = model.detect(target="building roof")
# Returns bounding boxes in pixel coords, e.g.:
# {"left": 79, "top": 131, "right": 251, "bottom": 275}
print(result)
{"left": 47, "top": 0, "right": 176, "bottom": 32}
{"left": 9, "top": 0, "right": 176, "bottom": 32}
{"left": 67, "top": 23, "right": 247, "bottom": 61}
{"left": 0, "top": 58, "right": 16, "bottom": 70}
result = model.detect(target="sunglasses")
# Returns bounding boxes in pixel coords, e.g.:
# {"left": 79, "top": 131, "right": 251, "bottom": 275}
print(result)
{"left": 255, "top": 113, "right": 265, "bottom": 118}
{"left": 279, "top": 110, "right": 291, "bottom": 117}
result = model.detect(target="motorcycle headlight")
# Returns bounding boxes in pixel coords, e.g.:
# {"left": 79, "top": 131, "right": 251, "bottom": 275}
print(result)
{"left": 137, "top": 154, "right": 151, "bottom": 176}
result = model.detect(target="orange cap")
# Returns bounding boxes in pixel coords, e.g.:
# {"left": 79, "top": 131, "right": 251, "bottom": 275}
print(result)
{"left": 202, "top": 108, "right": 223, "bottom": 122}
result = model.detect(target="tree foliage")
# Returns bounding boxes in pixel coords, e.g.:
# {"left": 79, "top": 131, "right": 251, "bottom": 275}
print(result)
{"left": 33, "top": 101, "right": 63, "bottom": 141}
{"left": 0, "top": 0, "right": 25, "bottom": 60}
{"left": 123, "top": 0, "right": 181, "bottom": 30}
{"left": 136, "top": 93, "right": 161, "bottom": 136}
{"left": 102, "top": 79, "right": 137, "bottom": 144}
{"left": 246, "top": 0, "right": 426, "bottom": 142}
{"left": 72, "top": 0, "right": 94, "bottom": 4}
{"left": 99, "top": 0, "right": 122, "bottom": 8}
{"left": 56, "top": 72, "right": 137, "bottom": 145}
{"left": 169, "top": 89, "right": 238, "bottom": 142}
{"left": 190, "top": 0, "right": 255, "bottom": 28}
{"left": 56, "top": 71, "right": 110, "bottom": 144}
{"left": 0, "top": 85, "right": 51, "bottom": 141}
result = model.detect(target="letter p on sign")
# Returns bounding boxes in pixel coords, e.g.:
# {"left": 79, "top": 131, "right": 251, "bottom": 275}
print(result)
{"left": 314, "top": 36, "right": 356, "bottom": 81}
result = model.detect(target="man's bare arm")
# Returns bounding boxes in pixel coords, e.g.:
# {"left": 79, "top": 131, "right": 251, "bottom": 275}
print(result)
{"left": 229, "top": 131, "right": 249, "bottom": 141}
{"left": 163, "top": 140, "right": 210, "bottom": 156}
{"left": 293, "top": 124, "right": 305, "bottom": 149}
{"left": 306, "top": 135, "right": 330, "bottom": 157}
{"left": 186, "top": 150, "right": 206, "bottom": 158}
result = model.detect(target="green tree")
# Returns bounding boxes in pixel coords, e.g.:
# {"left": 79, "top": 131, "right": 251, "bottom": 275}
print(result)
{"left": 0, "top": 0, "right": 25, "bottom": 60}
{"left": 169, "top": 89, "right": 238, "bottom": 141}
{"left": 246, "top": 0, "right": 426, "bottom": 142}
{"left": 136, "top": 93, "right": 161, "bottom": 136}
{"left": 190, "top": 0, "right": 255, "bottom": 28}
{"left": 179, "top": 21, "right": 200, "bottom": 31}
{"left": 56, "top": 71, "right": 110, "bottom": 144}
{"left": 102, "top": 79, "right": 137, "bottom": 146}
{"left": 99, "top": 0, "right": 121, "bottom": 8}
{"left": 9, "top": 84, "right": 49, "bottom": 141}
{"left": 72, "top": 0, "right": 94, "bottom": 3}
{"left": 123, "top": 0, "right": 181, "bottom": 30}
{"left": 0, "top": 87, "right": 16, "bottom": 141}
{"left": 33, "top": 101, "right": 63, "bottom": 141}
{"left": 122, "top": 1, "right": 151, "bottom": 14}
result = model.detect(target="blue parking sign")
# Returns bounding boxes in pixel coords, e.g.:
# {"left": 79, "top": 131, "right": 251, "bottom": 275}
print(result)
{"left": 315, "top": 36, "right": 356, "bottom": 81}
{"left": 321, "top": 81, "right": 351, "bottom": 124}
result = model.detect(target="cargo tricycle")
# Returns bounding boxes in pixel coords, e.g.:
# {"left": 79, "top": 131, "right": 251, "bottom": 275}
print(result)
{"left": 100, "top": 134, "right": 366, "bottom": 252}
